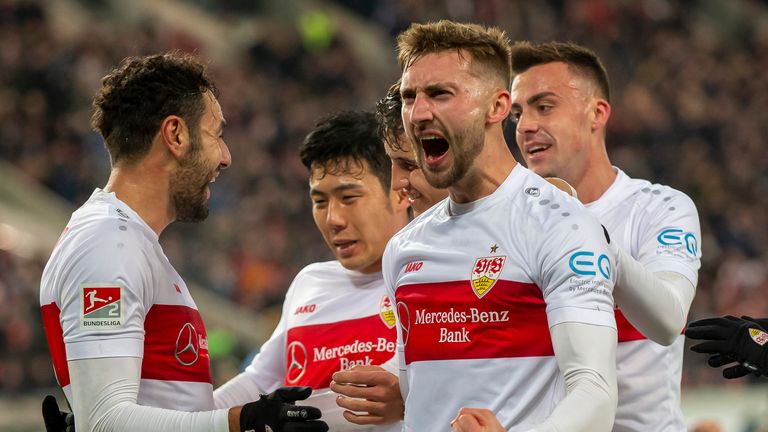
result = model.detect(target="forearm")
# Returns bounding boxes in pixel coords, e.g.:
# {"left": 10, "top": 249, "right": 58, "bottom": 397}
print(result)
{"left": 214, "top": 371, "right": 270, "bottom": 409}
{"left": 534, "top": 323, "right": 617, "bottom": 432}
{"left": 613, "top": 246, "right": 695, "bottom": 345}
{"left": 69, "top": 357, "right": 229, "bottom": 432}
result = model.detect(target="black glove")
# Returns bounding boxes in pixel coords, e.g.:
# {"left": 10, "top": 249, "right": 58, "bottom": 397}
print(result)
{"left": 42, "top": 395, "right": 75, "bottom": 432}
{"left": 240, "top": 386, "right": 328, "bottom": 432}
{"left": 685, "top": 315, "right": 768, "bottom": 378}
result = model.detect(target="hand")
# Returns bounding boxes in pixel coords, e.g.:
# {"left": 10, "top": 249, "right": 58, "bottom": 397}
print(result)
{"left": 42, "top": 395, "right": 75, "bottom": 432}
{"left": 330, "top": 365, "right": 404, "bottom": 425}
{"left": 236, "top": 386, "right": 328, "bottom": 432}
{"left": 451, "top": 408, "right": 505, "bottom": 432}
{"left": 686, "top": 315, "right": 768, "bottom": 378}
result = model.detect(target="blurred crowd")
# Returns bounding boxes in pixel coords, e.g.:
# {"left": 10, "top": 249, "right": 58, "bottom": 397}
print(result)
{"left": 1, "top": 0, "right": 767, "bottom": 397}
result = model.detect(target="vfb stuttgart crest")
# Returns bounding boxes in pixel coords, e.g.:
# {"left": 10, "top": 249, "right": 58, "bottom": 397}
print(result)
{"left": 471, "top": 256, "right": 506, "bottom": 298}
{"left": 379, "top": 296, "right": 396, "bottom": 329}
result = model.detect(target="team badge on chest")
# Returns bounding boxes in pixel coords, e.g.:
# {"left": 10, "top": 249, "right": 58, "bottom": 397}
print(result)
{"left": 379, "top": 295, "right": 396, "bottom": 329}
{"left": 470, "top": 256, "right": 506, "bottom": 298}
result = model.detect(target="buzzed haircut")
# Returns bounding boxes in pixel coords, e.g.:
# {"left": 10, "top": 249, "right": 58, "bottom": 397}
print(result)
{"left": 91, "top": 51, "right": 217, "bottom": 165}
{"left": 300, "top": 110, "right": 392, "bottom": 193}
{"left": 396, "top": 20, "right": 512, "bottom": 88}
{"left": 510, "top": 41, "right": 611, "bottom": 102}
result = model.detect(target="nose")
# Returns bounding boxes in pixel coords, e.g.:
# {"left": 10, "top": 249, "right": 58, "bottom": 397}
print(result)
{"left": 408, "top": 93, "right": 434, "bottom": 125}
{"left": 325, "top": 199, "right": 346, "bottom": 232}
{"left": 219, "top": 139, "right": 232, "bottom": 169}
{"left": 515, "top": 111, "right": 538, "bottom": 136}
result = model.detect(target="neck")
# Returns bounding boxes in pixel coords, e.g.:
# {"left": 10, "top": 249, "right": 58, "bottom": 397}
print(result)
{"left": 572, "top": 145, "right": 616, "bottom": 204}
{"left": 449, "top": 129, "right": 517, "bottom": 203}
{"left": 104, "top": 162, "right": 174, "bottom": 236}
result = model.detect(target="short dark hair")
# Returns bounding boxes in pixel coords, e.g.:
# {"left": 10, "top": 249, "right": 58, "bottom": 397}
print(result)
{"left": 300, "top": 110, "right": 391, "bottom": 192}
{"left": 91, "top": 51, "right": 218, "bottom": 165}
{"left": 510, "top": 41, "right": 610, "bottom": 102}
{"left": 376, "top": 80, "right": 404, "bottom": 151}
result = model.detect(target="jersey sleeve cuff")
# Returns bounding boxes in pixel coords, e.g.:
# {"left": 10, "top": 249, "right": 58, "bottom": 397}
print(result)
{"left": 546, "top": 306, "right": 617, "bottom": 330}
{"left": 66, "top": 337, "right": 144, "bottom": 360}
{"left": 644, "top": 260, "right": 699, "bottom": 287}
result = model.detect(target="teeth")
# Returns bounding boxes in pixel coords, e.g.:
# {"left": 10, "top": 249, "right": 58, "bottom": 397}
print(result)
{"left": 420, "top": 135, "right": 441, "bottom": 141}
{"left": 529, "top": 145, "right": 549, "bottom": 153}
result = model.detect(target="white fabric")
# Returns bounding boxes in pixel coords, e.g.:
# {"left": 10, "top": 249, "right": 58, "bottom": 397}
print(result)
{"left": 214, "top": 261, "right": 401, "bottom": 432}
{"left": 69, "top": 357, "right": 227, "bottom": 432}
{"left": 383, "top": 165, "right": 617, "bottom": 431}
{"left": 585, "top": 167, "right": 701, "bottom": 432}
{"left": 39, "top": 189, "right": 227, "bottom": 430}
{"left": 534, "top": 322, "right": 617, "bottom": 432}
{"left": 612, "top": 247, "right": 695, "bottom": 345}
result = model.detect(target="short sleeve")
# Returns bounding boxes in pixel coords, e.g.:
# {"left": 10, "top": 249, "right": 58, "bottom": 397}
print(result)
{"left": 534, "top": 211, "right": 617, "bottom": 329}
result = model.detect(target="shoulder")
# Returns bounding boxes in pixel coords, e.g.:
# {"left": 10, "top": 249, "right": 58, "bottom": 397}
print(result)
{"left": 513, "top": 172, "right": 599, "bottom": 235}
{"left": 621, "top": 176, "right": 697, "bottom": 214}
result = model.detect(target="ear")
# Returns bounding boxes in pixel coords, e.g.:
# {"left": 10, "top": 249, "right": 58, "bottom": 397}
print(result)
{"left": 159, "top": 115, "right": 190, "bottom": 160}
{"left": 591, "top": 98, "right": 611, "bottom": 132}
{"left": 487, "top": 88, "right": 512, "bottom": 126}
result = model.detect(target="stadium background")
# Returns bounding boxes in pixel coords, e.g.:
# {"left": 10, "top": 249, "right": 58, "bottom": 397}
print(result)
{"left": 1, "top": 0, "right": 767, "bottom": 430}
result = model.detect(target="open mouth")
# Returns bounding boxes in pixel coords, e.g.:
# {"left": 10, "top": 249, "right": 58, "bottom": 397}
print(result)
{"left": 528, "top": 144, "right": 551, "bottom": 155}
{"left": 421, "top": 136, "right": 449, "bottom": 162}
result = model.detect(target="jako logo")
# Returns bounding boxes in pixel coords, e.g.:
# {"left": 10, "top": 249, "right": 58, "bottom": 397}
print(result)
{"left": 404, "top": 261, "right": 423, "bottom": 273}
{"left": 569, "top": 251, "right": 611, "bottom": 280}
{"left": 294, "top": 304, "right": 316, "bottom": 315}
{"left": 657, "top": 228, "right": 698, "bottom": 256}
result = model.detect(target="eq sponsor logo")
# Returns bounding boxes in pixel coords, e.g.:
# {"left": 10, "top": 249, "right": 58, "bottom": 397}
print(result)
{"left": 657, "top": 228, "right": 698, "bottom": 257}
{"left": 569, "top": 251, "right": 611, "bottom": 280}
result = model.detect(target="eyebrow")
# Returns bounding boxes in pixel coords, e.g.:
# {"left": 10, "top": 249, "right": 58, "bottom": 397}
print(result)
{"left": 401, "top": 82, "right": 455, "bottom": 96}
{"left": 309, "top": 182, "right": 364, "bottom": 196}
{"left": 511, "top": 91, "right": 559, "bottom": 109}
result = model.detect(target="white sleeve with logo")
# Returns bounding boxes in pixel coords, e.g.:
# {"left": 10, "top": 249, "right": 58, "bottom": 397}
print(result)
{"left": 534, "top": 211, "right": 617, "bottom": 329}
{"left": 635, "top": 191, "right": 701, "bottom": 285}
{"left": 611, "top": 189, "right": 700, "bottom": 343}
{"left": 213, "top": 275, "right": 299, "bottom": 408}
{"left": 60, "top": 220, "right": 152, "bottom": 361}
{"left": 531, "top": 212, "right": 618, "bottom": 431}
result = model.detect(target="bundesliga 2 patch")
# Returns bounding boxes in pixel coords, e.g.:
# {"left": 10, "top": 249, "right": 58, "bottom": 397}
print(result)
{"left": 81, "top": 284, "right": 123, "bottom": 328}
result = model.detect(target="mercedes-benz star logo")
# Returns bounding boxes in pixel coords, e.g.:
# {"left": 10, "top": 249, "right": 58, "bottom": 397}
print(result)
{"left": 175, "top": 322, "right": 199, "bottom": 366}
{"left": 396, "top": 300, "right": 411, "bottom": 346}
{"left": 286, "top": 341, "right": 308, "bottom": 384}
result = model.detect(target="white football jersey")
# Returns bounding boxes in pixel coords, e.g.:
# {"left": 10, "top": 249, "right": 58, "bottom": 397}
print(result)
{"left": 237, "top": 261, "right": 400, "bottom": 432}
{"left": 586, "top": 168, "right": 701, "bottom": 432}
{"left": 40, "top": 189, "right": 214, "bottom": 411}
{"left": 383, "top": 165, "right": 617, "bottom": 431}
